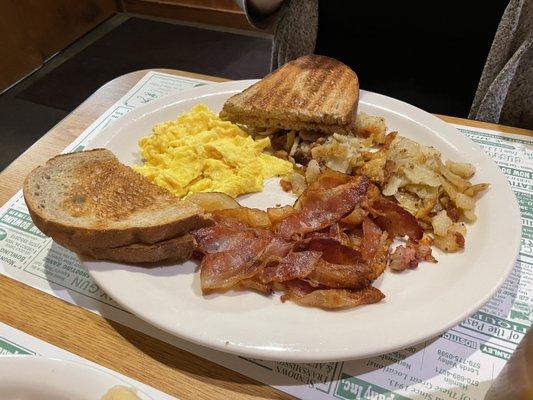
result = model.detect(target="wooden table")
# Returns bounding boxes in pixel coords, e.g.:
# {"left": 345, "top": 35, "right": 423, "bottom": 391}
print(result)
{"left": 1, "top": 69, "right": 532, "bottom": 400}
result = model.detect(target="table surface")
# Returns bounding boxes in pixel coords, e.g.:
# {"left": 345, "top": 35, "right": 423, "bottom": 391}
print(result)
{"left": 1, "top": 69, "right": 532, "bottom": 400}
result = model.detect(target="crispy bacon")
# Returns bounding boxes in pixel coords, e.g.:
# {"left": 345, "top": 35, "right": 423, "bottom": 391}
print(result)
{"left": 214, "top": 208, "right": 270, "bottom": 228}
{"left": 341, "top": 205, "right": 368, "bottom": 227}
{"left": 200, "top": 236, "right": 271, "bottom": 293}
{"left": 300, "top": 237, "right": 361, "bottom": 265}
{"left": 306, "top": 260, "right": 371, "bottom": 289}
{"left": 274, "top": 175, "right": 369, "bottom": 240}
{"left": 193, "top": 225, "right": 257, "bottom": 254}
{"left": 282, "top": 282, "right": 385, "bottom": 309}
{"left": 259, "top": 251, "right": 322, "bottom": 283}
{"left": 369, "top": 198, "right": 423, "bottom": 241}
{"left": 281, "top": 279, "right": 317, "bottom": 298}
{"left": 389, "top": 245, "right": 417, "bottom": 271}
{"left": 191, "top": 168, "right": 440, "bottom": 310}
{"left": 193, "top": 216, "right": 273, "bottom": 254}
{"left": 416, "top": 239, "right": 437, "bottom": 263}
{"left": 389, "top": 239, "right": 436, "bottom": 271}
{"left": 367, "top": 233, "right": 390, "bottom": 280}
{"left": 267, "top": 205, "right": 294, "bottom": 224}
{"left": 305, "top": 169, "right": 353, "bottom": 192}
{"left": 263, "top": 235, "right": 293, "bottom": 259}
{"left": 305, "top": 224, "right": 351, "bottom": 246}
{"left": 239, "top": 277, "right": 273, "bottom": 294}
{"left": 360, "top": 218, "right": 383, "bottom": 261}
{"left": 299, "top": 174, "right": 370, "bottom": 211}
{"left": 195, "top": 217, "right": 293, "bottom": 293}
{"left": 296, "top": 237, "right": 374, "bottom": 289}
{"left": 260, "top": 237, "right": 374, "bottom": 289}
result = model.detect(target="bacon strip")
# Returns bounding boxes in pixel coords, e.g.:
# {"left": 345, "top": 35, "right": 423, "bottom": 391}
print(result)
{"left": 193, "top": 225, "right": 257, "bottom": 254}
{"left": 274, "top": 175, "right": 369, "bottom": 240}
{"left": 193, "top": 217, "right": 254, "bottom": 254}
{"left": 191, "top": 168, "right": 435, "bottom": 309}
{"left": 370, "top": 199, "right": 423, "bottom": 241}
{"left": 200, "top": 236, "right": 270, "bottom": 293}
{"left": 305, "top": 223, "right": 351, "bottom": 246}
{"left": 282, "top": 281, "right": 385, "bottom": 309}
{"left": 306, "top": 260, "right": 371, "bottom": 289}
{"left": 389, "top": 239, "right": 437, "bottom": 271}
{"left": 239, "top": 277, "right": 273, "bottom": 294}
{"left": 304, "top": 169, "right": 353, "bottom": 192}
{"left": 360, "top": 218, "right": 383, "bottom": 261}
{"left": 194, "top": 217, "right": 293, "bottom": 293}
{"left": 300, "top": 237, "right": 361, "bottom": 265}
{"left": 259, "top": 251, "right": 322, "bottom": 283}
{"left": 263, "top": 235, "right": 293, "bottom": 259}
{"left": 281, "top": 279, "right": 317, "bottom": 298}
{"left": 297, "top": 238, "right": 374, "bottom": 289}
{"left": 367, "top": 233, "right": 390, "bottom": 280}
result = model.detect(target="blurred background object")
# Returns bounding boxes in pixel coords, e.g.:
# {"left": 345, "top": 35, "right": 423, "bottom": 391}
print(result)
{"left": 0, "top": 0, "right": 117, "bottom": 92}
{"left": 0, "top": 0, "right": 272, "bottom": 171}
{"left": 0, "top": 0, "right": 264, "bottom": 93}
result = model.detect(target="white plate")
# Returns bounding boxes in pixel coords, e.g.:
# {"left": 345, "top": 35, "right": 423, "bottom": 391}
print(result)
{"left": 83, "top": 80, "right": 521, "bottom": 362}
{"left": 0, "top": 356, "right": 153, "bottom": 400}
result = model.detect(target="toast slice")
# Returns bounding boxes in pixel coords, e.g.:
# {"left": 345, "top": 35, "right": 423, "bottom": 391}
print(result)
{"left": 24, "top": 149, "right": 211, "bottom": 249}
{"left": 220, "top": 55, "right": 359, "bottom": 135}
{"left": 65, "top": 234, "right": 196, "bottom": 264}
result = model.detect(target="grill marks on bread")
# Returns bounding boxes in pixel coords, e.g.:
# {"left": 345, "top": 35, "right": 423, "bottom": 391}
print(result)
{"left": 220, "top": 55, "right": 359, "bottom": 135}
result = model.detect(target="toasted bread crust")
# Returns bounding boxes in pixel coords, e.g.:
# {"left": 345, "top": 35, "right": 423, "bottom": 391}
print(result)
{"left": 64, "top": 234, "right": 196, "bottom": 264}
{"left": 225, "top": 115, "right": 356, "bottom": 135}
{"left": 220, "top": 55, "right": 359, "bottom": 134}
{"left": 24, "top": 149, "right": 212, "bottom": 249}
{"left": 26, "top": 204, "right": 209, "bottom": 248}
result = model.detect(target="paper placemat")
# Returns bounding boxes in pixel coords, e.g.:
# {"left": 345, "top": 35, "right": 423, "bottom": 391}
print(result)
{"left": 0, "top": 71, "right": 531, "bottom": 400}
{"left": 0, "top": 322, "right": 176, "bottom": 399}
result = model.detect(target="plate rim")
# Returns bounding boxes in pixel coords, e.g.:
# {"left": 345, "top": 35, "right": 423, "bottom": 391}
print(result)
{"left": 83, "top": 80, "right": 522, "bottom": 362}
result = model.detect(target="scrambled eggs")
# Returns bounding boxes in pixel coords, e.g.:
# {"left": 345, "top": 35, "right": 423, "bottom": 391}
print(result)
{"left": 135, "top": 104, "right": 293, "bottom": 198}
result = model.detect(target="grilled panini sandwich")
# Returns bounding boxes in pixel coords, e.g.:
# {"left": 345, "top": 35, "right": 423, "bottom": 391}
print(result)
{"left": 24, "top": 149, "right": 211, "bottom": 263}
{"left": 220, "top": 55, "right": 359, "bottom": 135}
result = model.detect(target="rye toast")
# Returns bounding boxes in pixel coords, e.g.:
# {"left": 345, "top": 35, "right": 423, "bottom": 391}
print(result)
{"left": 23, "top": 149, "right": 211, "bottom": 249}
